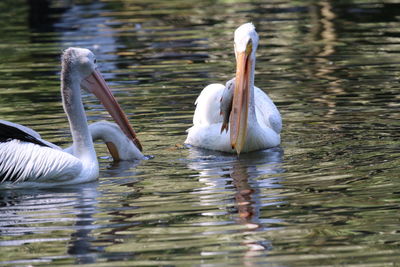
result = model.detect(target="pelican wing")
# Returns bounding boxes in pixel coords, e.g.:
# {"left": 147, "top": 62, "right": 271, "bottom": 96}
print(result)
{"left": 0, "top": 140, "right": 82, "bottom": 184}
{"left": 0, "top": 120, "right": 61, "bottom": 150}
{"left": 192, "top": 83, "right": 225, "bottom": 126}
{"left": 254, "top": 87, "right": 282, "bottom": 134}
{"left": 0, "top": 120, "right": 42, "bottom": 139}
{"left": 186, "top": 83, "right": 282, "bottom": 153}
{"left": 186, "top": 83, "right": 235, "bottom": 152}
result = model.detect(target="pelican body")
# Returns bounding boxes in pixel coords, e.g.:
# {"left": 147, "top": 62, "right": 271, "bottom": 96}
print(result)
{"left": 185, "top": 23, "right": 282, "bottom": 154}
{"left": 0, "top": 48, "right": 143, "bottom": 188}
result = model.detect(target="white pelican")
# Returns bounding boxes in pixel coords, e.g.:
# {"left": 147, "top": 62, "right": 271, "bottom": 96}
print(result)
{"left": 0, "top": 47, "right": 143, "bottom": 188}
{"left": 185, "top": 23, "right": 282, "bottom": 154}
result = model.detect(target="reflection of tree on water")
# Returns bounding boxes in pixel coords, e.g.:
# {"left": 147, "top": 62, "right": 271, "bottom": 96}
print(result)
{"left": 54, "top": 1, "right": 120, "bottom": 80}
{"left": 187, "top": 147, "right": 284, "bottom": 261}
{"left": 307, "top": 1, "right": 343, "bottom": 119}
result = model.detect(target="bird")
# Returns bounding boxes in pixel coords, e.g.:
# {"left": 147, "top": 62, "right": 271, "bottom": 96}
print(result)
{"left": 185, "top": 23, "right": 282, "bottom": 154}
{"left": 0, "top": 47, "right": 143, "bottom": 188}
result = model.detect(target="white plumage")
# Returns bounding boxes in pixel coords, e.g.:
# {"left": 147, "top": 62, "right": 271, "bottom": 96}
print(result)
{"left": 0, "top": 48, "right": 143, "bottom": 189}
{"left": 186, "top": 84, "right": 281, "bottom": 153}
{"left": 0, "top": 140, "right": 82, "bottom": 184}
{"left": 185, "top": 23, "right": 282, "bottom": 154}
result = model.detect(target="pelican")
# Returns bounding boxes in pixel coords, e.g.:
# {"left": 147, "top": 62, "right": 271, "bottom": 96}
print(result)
{"left": 185, "top": 23, "right": 282, "bottom": 154}
{"left": 0, "top": 47, "right": 143, "bottom": 188}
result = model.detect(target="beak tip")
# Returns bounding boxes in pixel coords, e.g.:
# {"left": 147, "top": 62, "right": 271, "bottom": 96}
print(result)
{"left": 235, "top": 149, "right": 241, "bottom": 156}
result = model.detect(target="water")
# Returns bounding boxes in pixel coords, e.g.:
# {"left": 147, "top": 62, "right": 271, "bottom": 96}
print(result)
{"left": 1, "top": 0, "right": 400, "bottom": 265}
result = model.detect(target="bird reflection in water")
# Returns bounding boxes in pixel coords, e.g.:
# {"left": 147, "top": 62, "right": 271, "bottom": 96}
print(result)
{"left": 0, "top": 183, "right": 100, "bottom": 264}
{"left": 231, "top": 155, "right": 285, "bottom": 258}
{"left": 187, "top": 147, "right": 284, "bottom": 260}
{"left": 66, "top": 159, "right": 142, "bottom": 264}
{"left": 0, "top": 157, "right": 142, "bottom": 265}
{"left": 231, "top": 163, "right": 259, "bottom": 227}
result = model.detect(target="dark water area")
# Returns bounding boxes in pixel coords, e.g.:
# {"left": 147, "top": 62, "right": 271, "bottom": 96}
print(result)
{"left": 0, "top": 0, "right": 400, "bottom": 266}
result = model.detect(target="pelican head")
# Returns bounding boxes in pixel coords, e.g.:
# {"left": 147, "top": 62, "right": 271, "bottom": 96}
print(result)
{"left": 62, "top": 47, "right": 142, "bottom": 151}
{"left": 62, "top": 47, "right": 97, "bottom": 78}
{"left": 230, "top": 23, "right": 259, "bottom": 154}
{"left": 234, "top": 23, "right": 259, "bottom": 58}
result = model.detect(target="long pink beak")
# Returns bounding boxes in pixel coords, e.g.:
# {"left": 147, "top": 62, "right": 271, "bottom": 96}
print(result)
{"left": 81, "top": 70, "right": 142, "bottom": 151}
{"left": 230, "top": 46, "right": 252, "bottom": 155}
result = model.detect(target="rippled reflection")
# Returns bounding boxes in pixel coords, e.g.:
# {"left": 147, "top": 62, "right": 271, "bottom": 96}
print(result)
{"left": 0, "top": 158, "right": 143, "bottom": 265}
{"left": 0, "top": 183, "right": 98, "bottom": 264}
{"left": 187, "top": 147, "right": 284, "bottom": 262}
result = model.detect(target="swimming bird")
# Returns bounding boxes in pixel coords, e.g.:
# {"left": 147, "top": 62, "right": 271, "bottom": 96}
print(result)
{"left": 0, "top": 47, "right": 142, "bottom": 188}
{"left": 185, "top": 23, "right": 282, "bottom": 154}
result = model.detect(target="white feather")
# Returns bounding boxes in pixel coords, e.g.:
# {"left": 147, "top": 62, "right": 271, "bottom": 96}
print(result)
{"left": 192, "top": 83, "right": 225, "bottom": 126}
{"left": 254, "top": 86, "right": 282, "bottom": 134}
{"left": 0, "top": 140, "right": 82, "bottom": 184}
{"left": 185, "top": 84, "right": 281, "bottom": 153}
{"left": 185, "top": 23, "right": 282, "bottom": 153}
{"left": 0, "top": 47, "right": 139, "bottom": 188}
{"left": 234, "top": 23, "right": 259, "bottom": 53}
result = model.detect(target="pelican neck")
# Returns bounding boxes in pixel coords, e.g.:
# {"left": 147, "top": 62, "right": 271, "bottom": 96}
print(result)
{"left": 61, "top": 70, "right": 96, "bottom": 160}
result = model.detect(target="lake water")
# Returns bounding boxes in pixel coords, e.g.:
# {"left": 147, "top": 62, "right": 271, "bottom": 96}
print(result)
{"left": 1, "top": 0, "right": 400, "bottom": 266}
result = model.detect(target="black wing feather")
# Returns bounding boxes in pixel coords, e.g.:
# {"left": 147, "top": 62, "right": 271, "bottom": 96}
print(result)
{"left": 0, "top": 121, "right": 50, "bottom": 147}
